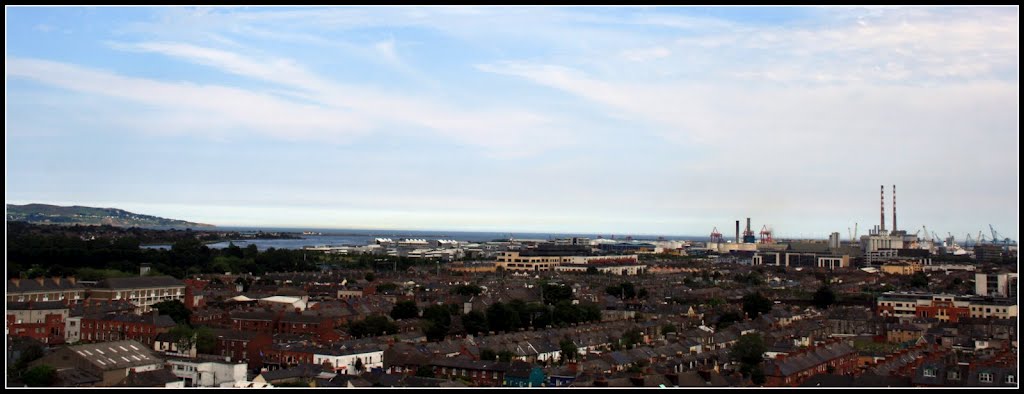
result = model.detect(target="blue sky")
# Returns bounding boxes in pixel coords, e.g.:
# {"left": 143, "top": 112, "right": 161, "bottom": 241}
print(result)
{"left": 5, "top": 6, "right": 1019, "bottom": 240}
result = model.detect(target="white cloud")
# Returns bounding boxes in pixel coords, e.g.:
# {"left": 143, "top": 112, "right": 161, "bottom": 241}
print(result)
{"left": 6, "top": 57, "right": 373, "bottom": 142}
{"left": 10, "top": 42, "right": 571, "bottom": 155}
{"left": 621, "top": 46, "right": 671, "bottom": 62}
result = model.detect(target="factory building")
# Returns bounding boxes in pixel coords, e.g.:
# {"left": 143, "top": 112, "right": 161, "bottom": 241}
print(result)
{"left": 706, "top": 217, "right": 764, "bottom": 253}
{"left": 861, "top": 185, "right": 921, "bottom": 253}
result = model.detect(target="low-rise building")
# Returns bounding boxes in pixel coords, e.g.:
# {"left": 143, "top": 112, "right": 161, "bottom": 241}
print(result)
{"left": 30, "top": 340, "right": 164, "bottom": 387}
{"left": 312, "top": 347, "right": 385, "bottom": 375}
{"left": 87, "top": 276, "right": 185, "bottom": 314}
{"left": 166, "top": 356, "right": 249, "bottom": 387}
{"left": 975, "top": 272, "right": 1018, "bottom": 298}
{"left": 876, "top": 292, "right": 1017, "bottom": 321}
{"left": 762, "top": 340, "right": 858, "bottom": 387}
{"left": 80, "top": 312, "right": 176, "bottom": 345}
{"left": 6, "top": 301, "right": 68, "bottom": 344}
{"left": 7, "top": 277, "right": 85, "bottom": 304}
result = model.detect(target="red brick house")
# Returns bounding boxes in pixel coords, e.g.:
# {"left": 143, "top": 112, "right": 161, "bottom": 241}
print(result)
{"left": 79, "top": 312, "right": 176, "bottom": 346}
{"left": 215, "top": 330, "right": 274, "bottom": 369}
{"left": 230, "top": 310, "right": 277, "bottom": 333}
{"left": 6, "top": 301, "right": 68, "bottom": 345}
{"left": 763, "top": 339, "right": 858, "bottom": 387}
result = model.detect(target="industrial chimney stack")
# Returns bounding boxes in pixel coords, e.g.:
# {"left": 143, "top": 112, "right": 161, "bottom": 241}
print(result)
{"left": 735, "top": 220, "right": 740, "bottom": 243}
{"left": 892, "top": 184, "right": 897, "bottom": 233}
{"left": 880, "top": 185, "right": 886, "bottom": 232}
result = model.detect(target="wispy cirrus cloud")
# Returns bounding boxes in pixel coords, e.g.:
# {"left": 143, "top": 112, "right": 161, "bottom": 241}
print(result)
{"left": 11, "top": 40, "right": 569, "bottom": 155}
{"left": 6, "top": 57, "right": 372, "bottom": 142}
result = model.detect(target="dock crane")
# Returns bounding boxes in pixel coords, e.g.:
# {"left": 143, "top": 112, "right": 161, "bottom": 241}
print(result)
{"left": 965, "top": 233, "right": 974, "bottom": 247}
{"left": 989, "top": 224, "right": 1014, "bottom": 245}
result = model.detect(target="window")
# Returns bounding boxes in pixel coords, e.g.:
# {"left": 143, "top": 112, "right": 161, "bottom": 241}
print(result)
{"left": 980, "top": 373, "right": 993, "bottom": 383}
{"left": 1007, "top": 375, "right": 1016, "bottom": 384}
{"left": 924, "top": 368, "right": 936, "bottom": 377}
{"left": 948, "top": 371, "right": 960, "bottom": 381}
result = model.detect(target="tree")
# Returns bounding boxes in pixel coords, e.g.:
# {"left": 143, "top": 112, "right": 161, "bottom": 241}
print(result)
{"left": 169, "top": 324, "right": 197, "bottom": 353}
{"left": 354, "top": 357, "right": 365, "bottom": 373}
{"left": 715, "top": 311, "right": 743, "bottom": 329}
{"left": 451, "top": 284, "right": 483, "bottom": 296}
{"left": 23, "top": 365, "right": 56, "bottom": 387}
{"left": 730, "top": 333, "right": 767, "bottom": 381}
{"left": 741, "top": 293, "right": 773, "bottom": 319}
{"left": 348, "top": 315, "right": 398, "bottom": 338}
{"left": 661, "top": 324, "right": 677, "bottom": 336}
{"left": 621, "top": 328, "right": 644, "bottom": 349}
{"left": 480, "top": 348, "right": 498, "bottom": 362}
{"left": 11, "top": 341, "right": 44, "bottom": 373}
{"left": 910, "top": 272, "right": 929, "bottom": 289}
{"left": 750, "top": 365, "right": 766, "bottom": 385}
{"left": 462, "top": 311, "right": 489, "bottom": 335}
{"left": 422, "top": 305, "right": 452, "bottom": 326}
{"left": 586, "top": 266, "right": 598, "bottom": 275}
{"left": 541, "top": 283, "right": 573, "bottom": 305}
{"left": 497, "top": 350, "right": 515, "bottom": 362}
{"left": 559, "top": 338, "right": 579, "bottom": 364}
{"left": 606, "top": 282, "right": 637, "bottom": 300}
{"left": 422, "top": 320, "right": 449, "bottom": 342}
{"left": 422, "top": 304, "right": 453, "bottom": 342}
{"left": 365, "top": 272, "right": 376, "bottom": 282}
{"left": 486, "top": 302, "right": 518, "bottom": 333}
{"left": 153, "top": 300, "right": 192, "bottom": 325}
{"left": 390, "top": 301, "right": 420, "bottom": 320}
{"left": 812, "top": 286, "right": 837, "bottom": 310}
{"left": 195, "top": 326, "right": 217, "bottom": 354}
{"left": 243, "top": 244, "right": 259, "bottom": 259}
{"left": 415, "top": 366, "right": 436, "bottom": 378}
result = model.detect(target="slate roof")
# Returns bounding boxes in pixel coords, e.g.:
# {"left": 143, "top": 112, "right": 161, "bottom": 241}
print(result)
{"left": 8, "top": 277, "right": 84, "bottom": 293}
{"left": 96, "top": 276, "right": 184, "bottom": 289}
{"left": 430, "top": 358, "right": 511, "bottom": 372}
{"left": 7, "top": 301, "right": 68, "bottom": 310}
{"left": 258, "top": 364, "right": 323, "bottom": 382}
{"left": 114, "top": 368, "right": 181, "bottom": 387}
{"left": 763, "top": 341, "right": 856, "bottom": 377}
{"left": 105, "top": 313, "right": 176, "bottom": 328}
{"left": 800, "top": 372, "right": 912, "bottom": 387}
{"left": 676, "top": 370, "right": 730, "bottom": 387}
{"left": 54, "top": 368, "right": 102, "bottom": 386}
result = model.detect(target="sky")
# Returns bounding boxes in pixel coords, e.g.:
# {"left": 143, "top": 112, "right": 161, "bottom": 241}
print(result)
{"left": 5, "top": 6, "right": 1020, "bottom": 240}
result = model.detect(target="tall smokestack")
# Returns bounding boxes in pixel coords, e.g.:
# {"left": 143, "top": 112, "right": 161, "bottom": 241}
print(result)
{"left": 746, "top": 218, "right": 751, "bottom": 233}
{"left": 892, "top": 184, "right": 897, "bottom": 233}
{"left": 736, "top": 220, "right": 740, "bottom": 243}
{"left": 880, "top": 185, "right": 886, "bottom": 232}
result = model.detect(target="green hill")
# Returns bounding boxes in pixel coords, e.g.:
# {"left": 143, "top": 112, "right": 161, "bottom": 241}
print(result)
{"left": 6, "top": 203, "right": 214, "bottom": 228}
